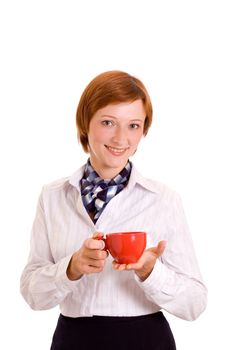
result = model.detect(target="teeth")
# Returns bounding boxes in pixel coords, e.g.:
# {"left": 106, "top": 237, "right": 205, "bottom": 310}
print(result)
{"left": 107, "top": 146, "right": 126, "bottom": 153}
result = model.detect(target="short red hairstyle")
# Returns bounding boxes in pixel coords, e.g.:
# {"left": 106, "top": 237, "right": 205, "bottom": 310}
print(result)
{"left": 76, "top": 70, "right": 153, "bottom": 152}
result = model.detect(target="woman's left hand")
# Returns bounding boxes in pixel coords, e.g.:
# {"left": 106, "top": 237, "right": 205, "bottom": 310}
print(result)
{"left": 112, "top": 240, "right": 167, "bottom": 281}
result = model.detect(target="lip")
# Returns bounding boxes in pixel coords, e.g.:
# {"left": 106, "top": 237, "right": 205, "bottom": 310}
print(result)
{"left": 105, "top": 145, "right": 129, "bottom": 156}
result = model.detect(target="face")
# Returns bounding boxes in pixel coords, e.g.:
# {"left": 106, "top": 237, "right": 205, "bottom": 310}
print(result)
{"left": 88, "top": 99, "right": 146, "bottom": 179}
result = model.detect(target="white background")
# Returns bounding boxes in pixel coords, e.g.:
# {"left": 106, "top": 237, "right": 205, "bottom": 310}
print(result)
{"left": 1, "top": 0, "right": 232, "bottom": 348}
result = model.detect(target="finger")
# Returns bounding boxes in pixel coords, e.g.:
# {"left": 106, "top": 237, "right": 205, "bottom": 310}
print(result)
{"left": 88, "top": 259, "right": 106, "bottom": 269}
{"left": 84, "top": 265, "right": 105, "bottom": 274}
{"left": 112, "top": 261, "right": 120, "bottom": 269}
{"left": 88, "top": 249, "right": 108, "bottom": 260}
{"left": 156, "top": 240, "right": 167, "bottom": 255}
{"left": 80, "top": 254, "right": 106, "bottom": 268}
{"left": 149, "top": 240, "right": 167, "bottom": 257}
{"left": 112, "top": 261, "right": 127, "bottom": 271}
{"left": 125, "top": 263, "right": 139, "bottom": 270}
{"left": 85, "top": 237, "right": 105, "bottom": 250}
{"left": 118, "top": 264, "right": 127, "bottom": 271}
{"left": 125, "top": 252, "right": 151, "bottom": 270}
{"left": 113, "top": 264, "right": 118, "bottom": 269}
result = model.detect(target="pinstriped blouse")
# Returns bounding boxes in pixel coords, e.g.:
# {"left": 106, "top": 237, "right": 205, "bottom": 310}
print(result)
{"left": 20, "top": 163, "right": 207, "bottom": 320}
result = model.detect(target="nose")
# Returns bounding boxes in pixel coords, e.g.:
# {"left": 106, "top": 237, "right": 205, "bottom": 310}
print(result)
{"left": 111, "top": 126, "right": 127, "bottom": 145}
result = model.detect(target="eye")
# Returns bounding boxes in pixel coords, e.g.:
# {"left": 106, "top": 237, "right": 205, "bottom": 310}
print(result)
{"left": 129, "top": 123, "right": 140, "bottom": 129}
{"left": 101, "top": 120, "right": 114, "bottom": 127}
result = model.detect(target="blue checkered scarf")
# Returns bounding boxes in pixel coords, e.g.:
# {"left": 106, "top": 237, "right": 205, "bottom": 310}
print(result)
{"left": 80, "top": 159, "right": 132, "bottom": 223}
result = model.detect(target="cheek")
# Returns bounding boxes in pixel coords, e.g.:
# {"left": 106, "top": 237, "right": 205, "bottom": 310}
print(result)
{"left": 89, "top": 126, "right": 110, "bottom": 145}
{"left": 130, "top": 132, "right": 143, "bottom": 146}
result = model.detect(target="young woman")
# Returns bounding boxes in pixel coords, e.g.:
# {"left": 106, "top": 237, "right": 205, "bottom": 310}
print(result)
{"left": 20, "top": 71, "right": 207, "bottom": 349}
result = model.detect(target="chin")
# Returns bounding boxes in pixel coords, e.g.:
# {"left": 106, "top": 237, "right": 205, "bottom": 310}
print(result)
{"left": 106, "top": 160, "right": 125, "bottom": 169}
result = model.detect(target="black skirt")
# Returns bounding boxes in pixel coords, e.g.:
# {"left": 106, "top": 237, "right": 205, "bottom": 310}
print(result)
{"left": 50, "top": 312, "right": 176, "bottom": 350}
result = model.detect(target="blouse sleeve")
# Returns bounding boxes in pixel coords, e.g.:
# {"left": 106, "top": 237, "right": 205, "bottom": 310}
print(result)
{"left": 20, "top": 190, "right": 81, "bottom": 310}
{"left": 134, "top": 192, "right": 207, "bottom": 321}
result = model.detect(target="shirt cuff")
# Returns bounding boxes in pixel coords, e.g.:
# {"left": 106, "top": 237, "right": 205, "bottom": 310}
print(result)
{"left": 55, "top": 254, "right": 83, "bottom": 293}
{"left": 134, "top": 259, "right": 171, "bottom": 294}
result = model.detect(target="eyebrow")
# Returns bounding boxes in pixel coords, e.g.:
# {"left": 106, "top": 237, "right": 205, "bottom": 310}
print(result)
{"left": 100, "top": 114, "right": 145, "bottom": 122}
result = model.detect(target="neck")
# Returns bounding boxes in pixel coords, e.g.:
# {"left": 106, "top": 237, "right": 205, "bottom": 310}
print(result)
{"left": 89, "top": 160, "right": 129, "bottom": 180}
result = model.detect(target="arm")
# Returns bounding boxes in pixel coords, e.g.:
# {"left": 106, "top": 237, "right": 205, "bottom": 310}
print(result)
{"left": 113, "top": 194, "right": 207, "bottom": 321}
{"left": 20, "top": 191, "right": 107, "bottom": 310}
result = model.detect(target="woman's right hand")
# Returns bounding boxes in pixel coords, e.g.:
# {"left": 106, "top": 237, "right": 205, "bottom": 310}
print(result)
{"left": 66, "top": 232, "right": 108, "bottom": 281}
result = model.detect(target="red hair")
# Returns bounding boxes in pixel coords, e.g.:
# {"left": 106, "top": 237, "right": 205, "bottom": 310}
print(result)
{"left": 76, "top": 70, "right": 153, "bottom": 152}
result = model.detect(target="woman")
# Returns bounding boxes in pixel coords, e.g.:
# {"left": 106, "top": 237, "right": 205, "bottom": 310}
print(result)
{"left": 20, "top": 71, "right": 207, "bottom": 349}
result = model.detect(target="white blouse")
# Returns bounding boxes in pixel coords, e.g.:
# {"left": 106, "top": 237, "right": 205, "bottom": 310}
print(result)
{"left": 20, "top": 164, "right": 207, "bottom": 321}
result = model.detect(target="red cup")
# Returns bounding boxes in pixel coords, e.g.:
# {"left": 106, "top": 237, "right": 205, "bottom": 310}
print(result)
{"left": 104, "top": 231, "right": 146, "bottom": 264}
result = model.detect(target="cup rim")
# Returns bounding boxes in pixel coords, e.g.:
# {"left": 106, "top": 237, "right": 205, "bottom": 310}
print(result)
{"left": 106, "top": 231, "right": 146, "bottom": 236}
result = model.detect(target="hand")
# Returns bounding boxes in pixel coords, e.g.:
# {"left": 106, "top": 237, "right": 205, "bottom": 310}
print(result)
{"left": 112, "top": 240, "right": 167, "bottom": 281}
{"left": 67, "top": 232, "right": 108, "bottom": 280}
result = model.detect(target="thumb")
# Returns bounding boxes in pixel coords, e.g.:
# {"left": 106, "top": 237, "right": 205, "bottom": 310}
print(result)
{"left": 92, "top": 232, "right": 104, "bottom": 239}
{"left": 148, "top": 240, "right": 167, "bottom": 257}
{"left": 92, "top": 232, "right": 106, "bottom": 250}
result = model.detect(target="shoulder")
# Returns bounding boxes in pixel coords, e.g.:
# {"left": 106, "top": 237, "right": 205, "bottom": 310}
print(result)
{"left": 41, "top": 165, "right": 85, "bottom": 196}
{"left": 42, "top": 176, "right": 70, "bottom": 193}
{"left": 130, "top": 165, "right": 180, "bottom": 200}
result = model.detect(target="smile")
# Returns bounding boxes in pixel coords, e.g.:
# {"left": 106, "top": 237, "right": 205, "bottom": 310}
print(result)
{"left": 105, "top": 145, "right": 129, "bottom": 155}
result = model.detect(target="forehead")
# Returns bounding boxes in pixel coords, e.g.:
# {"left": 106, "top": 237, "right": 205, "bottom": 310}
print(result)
{"left": 93, "top": 100, "right": 146, "bottom": 120}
